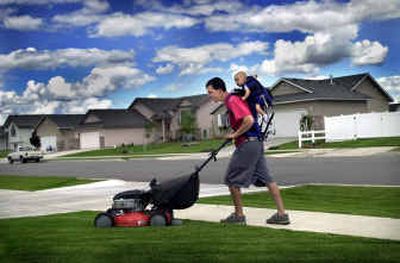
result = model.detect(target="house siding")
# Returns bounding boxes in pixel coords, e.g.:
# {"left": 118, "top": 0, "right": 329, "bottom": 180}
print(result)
{"left": 274, "top": 101, "right": 367, "bottom": 129}
{"left": 197, "top": 100, "right": 215, "bottom": 140}
{"left": 132, "top": 103, "right": 154, "bottom": 120}
{"left": 8, "top": 123, "right": 33, "bottom": 150}
{"left": 36, "top": 118, "right": 79, "bottom": 151}
{"left": 354, "top": 78, "right": 389, "bottom": 112}
{"left": 272, "top": 82, "right": 305, "bottom": 96}
{"left": 274, "top": 101, "right": 367, "bottom": 117}
{"left": 211, "top": 105, "right": 229, "bottom": 138}
{"left": 102, "top": 128, "right": 147, "bottom": 147}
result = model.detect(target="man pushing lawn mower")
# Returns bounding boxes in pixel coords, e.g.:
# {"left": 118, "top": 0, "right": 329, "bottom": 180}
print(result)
{"left": 206, "top": 77, "right": 290, "bottom": 225}
{"left": 94, "top": 77, "right": 288, "bottom": 228}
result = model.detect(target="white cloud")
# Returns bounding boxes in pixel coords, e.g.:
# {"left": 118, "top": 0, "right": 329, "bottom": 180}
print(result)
{"left": 138, "top": 0, "right": 244, "bottom": 16}
{"left": 93, "top": 12, "right": 199, "bottom": 37}
{"left": 21, "top": 65, "right": 155, "bottom": 100}
{"left": 351, "top": 40, "right": 388, "bottom": 65}
{"left": 204, "top": 0, "right": 400, "bottom": 33}
{"left": 0, "top": 0, "right": 80, "bottom": 4}
{"left": 52, "top": 0, "right": 109, "bottom": 27}
{"left": 377, "top": 75, "right": 400, "bottom": 102}
{"left": 3, "top": 15, "right": 43, "bottom": 30}
{"left": 80, "top": 66, "right": 155, "bottom": 97}
{"left": 147, "top": 93, "right": 158, "bottom": 98}
{"left": 253, "top": 27, "right": 357, "bottom": 76}
{"left": 153, "top": 41, "right": 268, "bottom": 75}
{"left": 199, "top": 0, "right": 396, "bottom": 75}
{"left": 156, "top": 63, "right": 175, "bottom": 75}
{"left": 0, "top": 64, "right": 155, "bottom": 123}
{"left": 0, "top": 47, "right": 135, "bottom": 72}
{"left": 64, "top": 97, "right": 112, "bottom": 114}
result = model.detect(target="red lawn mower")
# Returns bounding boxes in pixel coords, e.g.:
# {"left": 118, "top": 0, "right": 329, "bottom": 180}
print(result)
{"left": 94, "top": 139, "right": 231, "bottom": 228}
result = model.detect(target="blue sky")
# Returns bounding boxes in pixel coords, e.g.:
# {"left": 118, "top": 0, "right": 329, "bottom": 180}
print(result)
{"left": 1, "top": 0, "right": 399, "bottom": 124}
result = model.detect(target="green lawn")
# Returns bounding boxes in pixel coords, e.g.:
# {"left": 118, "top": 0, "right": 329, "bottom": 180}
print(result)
{"left": 200, "top": 185, "right": 400, "bottom": 218}
{"left": 64, "top": 139, "right": 226, "bottom": 157}
{"left": 0, "top": 175, "right": 98, "bottom": 191}
{"left": 0, "top": 150, "right": 10, "bottom": 158}
{"left": 0, "top": 211, "right": 398, "bottom": 263}
{"left": 271, "top": 136, "right": 400, "bottom": 150}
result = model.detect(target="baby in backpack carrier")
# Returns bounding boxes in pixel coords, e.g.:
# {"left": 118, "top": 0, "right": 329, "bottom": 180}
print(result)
{"left": 234, "top": 71, "right": 269, "bottom": 118}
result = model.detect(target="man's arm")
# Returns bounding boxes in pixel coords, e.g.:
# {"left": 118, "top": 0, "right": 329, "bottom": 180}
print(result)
{"left": 227, "top": 115, "right": 254, "bottom": 139}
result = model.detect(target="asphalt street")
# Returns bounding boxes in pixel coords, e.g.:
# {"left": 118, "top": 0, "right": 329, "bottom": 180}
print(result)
{"left": 1, "top": 153, "right": 399, "bottom": 186}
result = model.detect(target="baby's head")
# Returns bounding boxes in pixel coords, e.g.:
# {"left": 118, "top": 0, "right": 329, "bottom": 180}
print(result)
{"left": 234, "top": 71, "right": 247, "bottom": 87}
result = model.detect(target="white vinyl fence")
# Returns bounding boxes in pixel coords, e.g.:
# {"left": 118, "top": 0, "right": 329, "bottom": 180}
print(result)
{"left": 324, "top": 111, "right": 400, "bottom": 142}
{"left": 298, "top": 130, "right": 326, "bottom": 148}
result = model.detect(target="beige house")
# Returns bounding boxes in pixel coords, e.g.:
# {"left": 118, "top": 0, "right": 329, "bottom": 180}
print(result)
{"left": 35, "top": 114, "right": 84, "bottom": 152}
{"left": 129, "top": 94, "right": 216, "bottom": 142}
{"left": 211, "top": 73, "right": 393, "bottom": 138}
{"left": 271, "top": 73, "right": 393, "bottom": 135}
{"left": 78, "top": 109, "right": 150, "bottom": 149}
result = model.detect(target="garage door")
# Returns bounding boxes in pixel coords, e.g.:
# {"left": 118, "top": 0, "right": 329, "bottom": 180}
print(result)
{"left": 80, "top": 132, "right": 100, "bottom": 149}
{"left": 41, "top": 136, "right": 57, "bottom": 152}
{"left": 272, "top": 110, "right": 306, "bottom": 137}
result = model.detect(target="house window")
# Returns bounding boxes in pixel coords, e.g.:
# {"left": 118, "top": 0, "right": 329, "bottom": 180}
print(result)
{"left": 10, "top": 125, "right": 16, "bottom": 137}
{"left": 217, "top": 114, "right": 228, "bottom": 128}
{"left": 203, "top": 129, "right": 208, "bottom": 139}
{"left": 179, "top": 109, "right": 191, "bottom": 125}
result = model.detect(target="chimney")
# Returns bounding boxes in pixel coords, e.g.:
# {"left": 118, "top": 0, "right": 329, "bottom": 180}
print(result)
{"left": 329, "top": 74, "right": 334, "bottom": 85}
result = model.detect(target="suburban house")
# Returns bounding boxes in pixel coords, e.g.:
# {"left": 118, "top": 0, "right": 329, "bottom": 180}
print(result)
{"left": 128, "top": 94, "right": 216, "bottom": 142}
{"left": 270, "top": 73, "right": 393, "bottom": 136}
{"left": 34, "top": 114, "right": 85, "bottom": 152}
{"left": 3, "top": 115, "right": 44, "bottom": 150}
{"left": 77, "top": 109, "right": 150, "bottom": 149}
{"left": 211, "top": 73, "right": 393, "bottom": 138}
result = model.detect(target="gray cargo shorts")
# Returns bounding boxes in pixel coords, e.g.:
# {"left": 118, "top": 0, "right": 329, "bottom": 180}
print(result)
{"left": 225, "top": 140, "right": 274, "bottom": 188}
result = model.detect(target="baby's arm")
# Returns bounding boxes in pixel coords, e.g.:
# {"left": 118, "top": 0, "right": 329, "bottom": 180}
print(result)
{"left": 242, "top": 87, "right": 251, "bottom": 101}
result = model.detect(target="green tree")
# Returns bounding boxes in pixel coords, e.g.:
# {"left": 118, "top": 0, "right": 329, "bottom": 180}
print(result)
{"left": 30, "top": 131, "right": 41, "bottom": 149}
{"left": 180, "top": 110, "right": 197, "bottom": 141}
{"left": 143, "top": 122, "right": 154, "bottom": 151}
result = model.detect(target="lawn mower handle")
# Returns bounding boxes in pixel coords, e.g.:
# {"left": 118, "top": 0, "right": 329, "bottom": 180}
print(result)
{"left": 194, "top": 139, "right": 232, "bottom": 174}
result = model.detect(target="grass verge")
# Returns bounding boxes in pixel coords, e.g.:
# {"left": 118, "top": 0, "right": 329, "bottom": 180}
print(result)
{"left": 0, "top": 211, "right": 399, "bottom": 263}
{"left": 0, "top": 175, "right": 98, "bottom": 191}
{"left": 200, "top": 185, "right": 400, "bottom": 218}
{"left": 271, "top": 137, "right": 400, "bottom": 150}
{"left": 63, "top": 139, "right": 225, "bottom": 157}
{"left": 0, "top": 150, "right": 10, "bottom": 158}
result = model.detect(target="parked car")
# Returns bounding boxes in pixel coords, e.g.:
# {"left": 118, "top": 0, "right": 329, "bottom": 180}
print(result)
{"left": 7, "top": 146, "right": 43, "bottom": 164}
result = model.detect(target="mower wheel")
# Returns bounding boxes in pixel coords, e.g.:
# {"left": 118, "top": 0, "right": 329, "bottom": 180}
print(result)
{"left": 150, "top": 214, "right": 166, "bottom": 227}
{"left": 171, "top": 219, "right": 183, "bottom": 226}
{"left": 94, "top": 213, "right": 113, "bottom": 228}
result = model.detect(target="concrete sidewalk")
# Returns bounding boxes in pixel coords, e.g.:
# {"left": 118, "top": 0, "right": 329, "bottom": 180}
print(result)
{"left": 0, "top": 180, "right": 399, "bottom": 241}
{"left": 0, "top": 179, "right": 264, "bottom": 219}
{"left": 175, "top": 204, "right": 400, "bottom": 241}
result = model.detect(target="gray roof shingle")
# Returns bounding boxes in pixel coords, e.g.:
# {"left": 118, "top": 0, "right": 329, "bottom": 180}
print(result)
{"left": 4, "top": 115, "right": 44, "bottom": 128}
{"left": 80, "top": 109, "right": 149, "bottom": 129}
{"left": 273, "top": 73, "right": 393, "bottom": 103}
{"left": 128, "top": 94, "right": 209, "bottom": 118}
{"left": 37, "top": 114, "right": 85, "bottom": 130}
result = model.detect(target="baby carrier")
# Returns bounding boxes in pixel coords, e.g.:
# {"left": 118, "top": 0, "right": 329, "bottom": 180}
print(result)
{"left": 233, "top": 76, "right": 275, "bottom": 140}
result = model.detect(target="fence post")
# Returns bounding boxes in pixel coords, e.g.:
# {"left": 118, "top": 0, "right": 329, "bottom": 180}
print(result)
{"left": 298, "top": 131, "right": 302, "bottom": 148}
{"left": 311, "top": 130, "right": 315, "bottom": 144}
